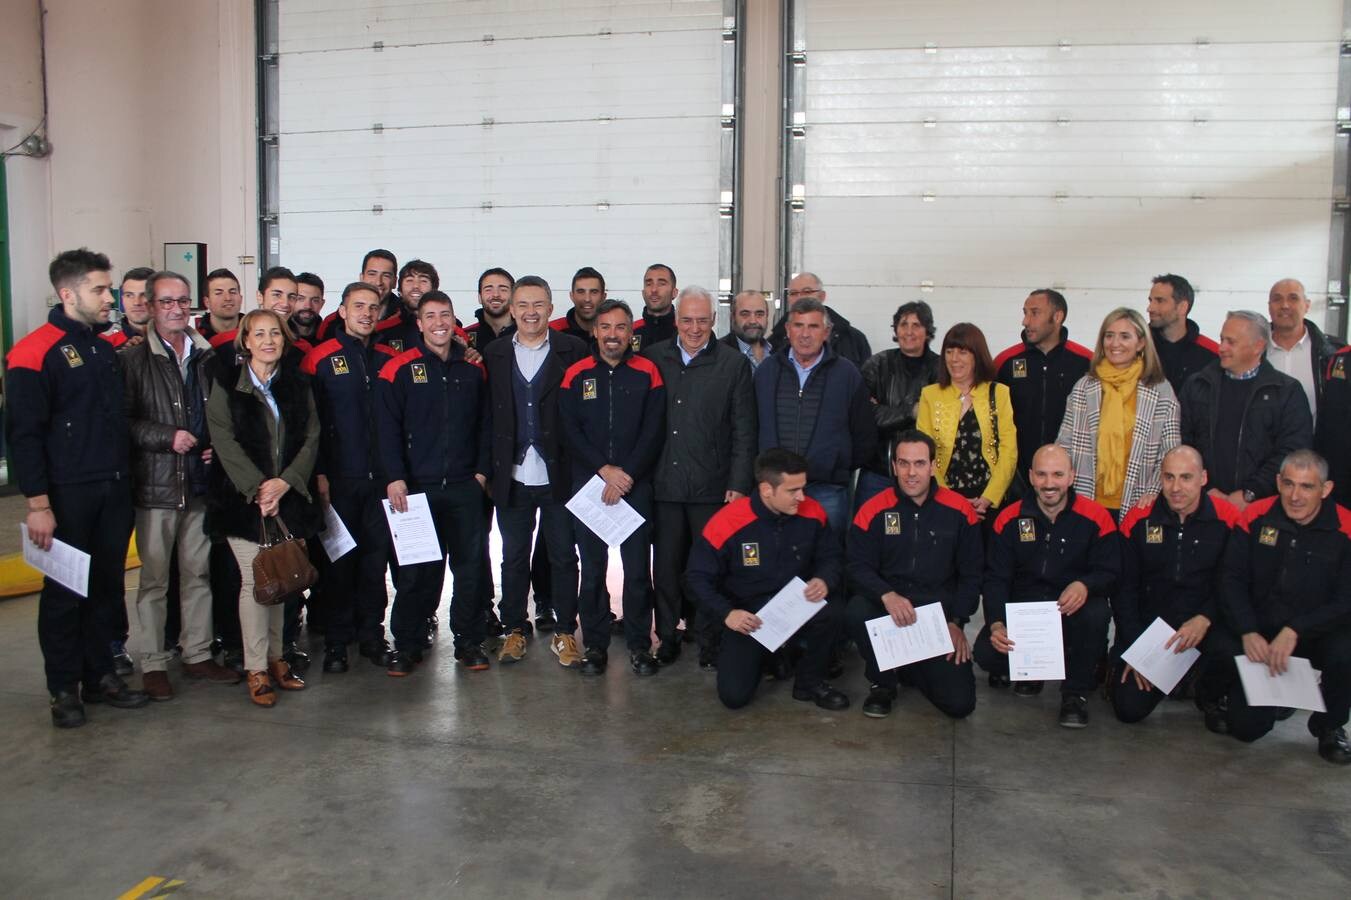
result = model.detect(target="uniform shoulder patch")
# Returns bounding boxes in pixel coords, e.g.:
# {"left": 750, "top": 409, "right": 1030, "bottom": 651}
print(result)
{"left": 378, "top": 347, "right": 423, "bottom": 383}
{"left": 701, "top": 498, "right": 759, "bottom": 551}
{"left": 932, "top": 486, "right": 981, "bottom": 525}
{"left": 852, "top": 488, "right": 898, "bottom": 531}
{"left": 625, "top": 354, "right": 664, "bottom": 388}
{"left": 1195, "top": 333, "right": 1220, "bottom": 355}
{"left": 1118, "top": 502, "right": 1154, "bottom": 538}
{"left": 1208, "top": 495, "right": 1243, "bottom": 529}
{"left": 1071, "top": 495, "right": 1117, "bottom": 536}
{"left": 1237, "top": 496, "right": 1278, "bottom": 533}
{"left": 1336, "top": 504, "right": 1351, "bottom": 541}
{"left": 301, "top": 338, "right": 341, "bottom": 376}
{"left": 561, "top": 356, "right": 598, "bottom": 388}
{"left": 992, "top": 501, "right": 1025, "bottom": 535}
{"left": 992, "top": 344, "right": 1024, "bottom": 374}
{"left": 796, "top": 496, "right": 829, "bottom": 527}
{"left": 1065, "top": 340, "right": 1094, "bottom": 360}
{"left": 6, "top": 323, "right": 68, "bottom": 371}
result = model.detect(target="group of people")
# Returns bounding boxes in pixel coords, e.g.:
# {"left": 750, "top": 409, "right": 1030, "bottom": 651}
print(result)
{"left": 7, "top": 248, "right": 1351, "bottom": 765}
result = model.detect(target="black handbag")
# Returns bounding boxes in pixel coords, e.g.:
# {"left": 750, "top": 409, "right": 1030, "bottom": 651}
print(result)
{"left": 252, "top": 511, "right": 318, "bottom": 606}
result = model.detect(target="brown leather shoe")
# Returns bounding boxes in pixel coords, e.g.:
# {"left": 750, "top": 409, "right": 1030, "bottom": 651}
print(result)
{"left": 141, "top": 670, "right": 174, "bottom": 702}
{"left": 182, "top": 659, "right": 243, "bottom": 684}
{"left": 247, "top": 670, "right": 277, "bottom": 707}
{"left": 268, "top": 660, "right": 306, "bottom": 691}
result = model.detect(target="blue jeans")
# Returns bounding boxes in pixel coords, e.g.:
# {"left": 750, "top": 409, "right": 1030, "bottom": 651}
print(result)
{"left": 853, "top": 470, "right": 894, "bottom": 512}
{"left": 805, "top": 482, "right": 849, "bottom": 541}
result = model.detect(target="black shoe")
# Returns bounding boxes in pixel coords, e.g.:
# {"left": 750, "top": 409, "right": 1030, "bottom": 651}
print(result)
{"left": 862, "top": 685, "right": 897, "bottom": 718}
{"left": 110, "top": 641, "right": 134, "bottom": 676}
{"left": 1315, "top": 727, "right": 1351, "bottom": 765}
{"left": 484, "top": 607, "right": 504, "bottom": 637}
{"left": 1013, "top": 680, "right": 1044, "bottom": 697}
{"left": 630, "top": 651, "right": 659, "bottom": 676}
{"left": 792, "top": 682, "right": 850, "bottom": 711}
{"left": 1058, "top": 694, "right": 1089, "bottom": 728}
{"left": 988, "top": 673, "right": 1011, "bottom": 689}
{"left": 826, "top": 649, "right": 845, "bottom": 680}
{"left": 1199, "top": 698, "right": 1229, "bottom": 735}
{"left": 50, "top": 691, "right": 85, "bottom": 729}
{"left": 610, "top": 615, "right": 625, "bottom": 636}
{"left": 428, "top": 615, "right": 439, "bottom": 633}
{"left": 223, "top": 648, "right": 245, "bottom": 674}
{"left": 655, "top": 642, "right": 681, "bottom": 667}
{"left": 580, "top": 648, "right": 608, "bottom": 676}
{"left": 534, "top": 609, "right": 557, "bottom": 634}
{"left": 82, "top": 674, "right": 150, "bottom": 709}
{"left": 387, "top": 650, "right": 419, "bottom": 677}
{"left": 765, "top": 650, "right": 792, "bottom": 681}
{"left": 322, "top": 645, "right": 349, "bottom": 674}
{"left": 455, "top": 646, "right": 490, "bottom": 671}
{"left": 698, "top": 647, "right": 717, "bottom": 670}
{"left": 422, "top": 624, "right": 436, "bottom": 651}
{"left": 358, "top": 639, "right": 392, "bottom": 667}
{"left": 208, "top": 636, "right": 224, "bottom": 657}
{"left": 282, "top": 642, "right": 310, "bottom": 672}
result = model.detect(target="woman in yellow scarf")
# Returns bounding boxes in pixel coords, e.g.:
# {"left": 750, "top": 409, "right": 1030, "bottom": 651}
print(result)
{"left": 1056, "top": 308, "right": 1179, "bottom": 521}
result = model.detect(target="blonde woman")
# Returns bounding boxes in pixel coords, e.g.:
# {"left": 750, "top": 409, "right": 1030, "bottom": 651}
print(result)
{"left": 206, "top": 308, "right": 321, "bottom": 706}
{"left": 1057, "top": 307, "right": 1180, "bottom": 521}
{"left": 917, "top": 323, "right": 1017, "bottom": 519}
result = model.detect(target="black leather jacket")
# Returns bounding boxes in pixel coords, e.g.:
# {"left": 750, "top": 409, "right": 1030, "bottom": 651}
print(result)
{"left": 120, "top": 326, "right": 214, "bottom": 509}
{"left": 859, "top": 347, "right": 940, "bottom": 475}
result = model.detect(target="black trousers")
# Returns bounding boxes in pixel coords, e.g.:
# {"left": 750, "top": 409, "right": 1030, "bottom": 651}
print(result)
{"left": 389, "top": 480, "right": 487, "bottom": 653}
{"left": 973, "top": 597, "right": 1110, "bottom": 695}
{"left": 1203, "top": 626, "right": 1351, "bottom": 741}
{"left": 210, "top": 540, "right": 242, "bottom": 651}
{"left": 716, "top": 598, "right": 843, "bottom": 709}
{"left": 529, "top": 532, "right": 553, "bottom": 614}
{"left": 496, "top": 482, "right": 577, "bottom": 634}
{"left": 324, "top": 477, "right": 391, "bottom": 647}
{"left": 575, "top": 481, "right": 654, "bottom": 653}
{"left": 845, "top": 595, "right": 975, "bottom": 718}
{"left": 1108, "top": 632, "right": 1219, "bottom": 724}
{"left": 653, "top": 501, "right": 721, "bottom": 649}
{"left": 40, "top": 479, "right": 134, "bottom": 694}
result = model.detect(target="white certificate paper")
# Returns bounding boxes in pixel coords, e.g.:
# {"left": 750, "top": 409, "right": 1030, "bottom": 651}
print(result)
{"left": 865, "top": 602, "right": 954, "bottom": 671}
{"left": 751, "top": 576, "right": 825, "bottom": 652}
{"left": 318, "top": 503, "right": 357, "bottom": 562}
{"left": 1006, "top": 601, "right": 1065, "bottom": 681}
{"left": 565, "top": 474, "right": 645, "bottom": 548}
{"left": 1120, "top": 617, "right": 1201, "bottom": 695}
{"left": 20, "top": 524, "right": 91, "bottom": 598}
{"left": 382, "top": 493, "right": 442, "bottom": 566}
{"left": 1235, "top": 656, "right": 1326, "bottom": 712}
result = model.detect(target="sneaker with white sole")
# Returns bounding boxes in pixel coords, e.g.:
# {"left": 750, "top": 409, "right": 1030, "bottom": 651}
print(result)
{"left": 551, "top": 633, "right": 582, "bottom": 668}
{"left": 498, "top": 629, "right": 527, "bottom": 663}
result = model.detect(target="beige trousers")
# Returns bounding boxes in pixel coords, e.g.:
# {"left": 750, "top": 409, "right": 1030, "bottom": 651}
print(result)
{"left": 227, "top": 536, "right": 284, "bottom": 672}
{"left": 130, "top": 498, "right": 213, "bottom": 671}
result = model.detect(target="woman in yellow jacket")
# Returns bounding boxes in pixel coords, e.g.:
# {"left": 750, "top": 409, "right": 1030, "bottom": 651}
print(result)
{"left": 917, "top": 323, "right": 1018, "bottom": 520}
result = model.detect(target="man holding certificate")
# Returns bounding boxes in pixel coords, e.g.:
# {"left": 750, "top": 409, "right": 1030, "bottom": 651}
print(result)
{"left": 1113, "top": 446, "right": 1240, "bottom": 723}
{"left": 977, "top": 444, "right": 1119, "bottom": 728}
{"left": 686, "top": 449, "right": 848, "bottom": 711}
{"left": 1208, "top": 449, "right": 1351, "bottom": 764}
{"left": 845, "top": 430, "right": 983, "bottom": 719}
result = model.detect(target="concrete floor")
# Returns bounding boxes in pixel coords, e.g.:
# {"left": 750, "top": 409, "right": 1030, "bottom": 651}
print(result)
{"left": 1, "top": 560, "right": 1350, "bottom": 897}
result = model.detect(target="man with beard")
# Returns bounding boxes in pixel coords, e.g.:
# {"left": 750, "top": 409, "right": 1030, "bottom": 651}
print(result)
{"left": 1147, "top": 274, "right": 1218, "bottom": 396}
{"left": 463, "top": 267, "right": 516, "bottom": 352}
{"left": 721, "top": 290, "right": 773, "bottom": 371}
{"left": 632, "top": 263, "right": 676, "bottom": 353}
{"left": 552, "top": 267, "right": 606, "bottom": 341}
{"left": 291, "top": 272, "right": 326, "bottom": 347}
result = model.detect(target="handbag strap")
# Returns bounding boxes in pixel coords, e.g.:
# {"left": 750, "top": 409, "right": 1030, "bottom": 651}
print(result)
{"left": 987, "top": 382, "right": 999, "bottom": 456}
{"left": 257, "top": 508, "right": 295, "bottom": 546}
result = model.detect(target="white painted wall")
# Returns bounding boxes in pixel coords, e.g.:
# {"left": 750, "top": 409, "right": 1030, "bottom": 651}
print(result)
{"left": 0, "top": 0, "right": 257, "bottom": 343}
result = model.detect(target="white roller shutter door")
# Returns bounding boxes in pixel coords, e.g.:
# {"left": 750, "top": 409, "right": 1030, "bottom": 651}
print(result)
{"left": 273, "top": 0, "right": 731, "bottom": 307}
{"left": 790, "top": 0, "right": 1344, "bottom": 352}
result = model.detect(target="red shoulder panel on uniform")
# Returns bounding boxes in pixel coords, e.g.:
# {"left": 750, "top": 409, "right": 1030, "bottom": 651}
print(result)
{"left": 374, "top": 343, "right": 398, "bottom": 358}
{"left": 1208, "top": 495, "right": 1243, "bottom": 529}
{"left": 933, "top": 486, "right": 981, "bottom": 526}
{"left": 1071, "top": 495, "right": 1117, "bottom": 536}
{"left": 293, "top": 338, "right": 314, "bottom": 356}
{"left": 992, "top": 501, "right": 1023, "bottom": 535}
{"left": 6, "top": 323, "right": 67, "bottom": 371}
{"left": 317, "top": 311, "right": 339, "bottom": 340}
{"left": 1195, "top": 334, "right": 1220, "bottom": 355}
{"left": 852, "top": 487, "right": 898, "bottom": 531}
{"left": 625, "top": 354, "right": 664, "bottom": 388}
{"left": 1336, "top": 504, "right": 1351, "bottom": 541}
{"left": 1238, "top": 496, "right": 1278, "bottom": 533}
{"left": 1065, "top": 341, "right": 1093, "bottom": 360}
{"left": 633, "top": 317, "right": 646, "bottom": 331}
{"left": 378, "top": 347, "right": 423, "bottom": 383}
{"left": 467, "top": 357, "right": 487, "bottom": 380}
{"left": 797, "top": 496, "right": 829, "bottom": 526}
{"left": 374, "top": 314, "right": 403, "bottom": 333}
{"left": 209, "top": 329, "right": 237, "bottom": 349}
{"left": 454, "top": 325, "right": 468, "bottom": 342}
{"left": 100, "top": 330, "right": 128, "bottom": 349}
{"left": 992, "top": 343, "right": 1024, "bottom": 372}
{"left": 701, "top": 497, "right": 759, "bottom": 550}
{"left": 1118, "top": 501, "right": 1154, "bottom": 538}
{"left": 561, "top": 356, "right": 598, "bottom": 388}
{"left": 549, "top": 317, "right": 568, "bottom": 331}
{"left": 301, "top": 338, "right": 340, "bottom": 376}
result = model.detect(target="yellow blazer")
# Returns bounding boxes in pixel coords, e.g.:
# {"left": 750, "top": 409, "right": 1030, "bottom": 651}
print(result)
{"left": 916, "top": 381, "right": 1018, "bottom": 505}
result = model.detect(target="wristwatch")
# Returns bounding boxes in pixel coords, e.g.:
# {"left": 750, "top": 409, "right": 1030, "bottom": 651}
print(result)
{"left": 1242, "top": 489, "right": 1257, "bottom": 503}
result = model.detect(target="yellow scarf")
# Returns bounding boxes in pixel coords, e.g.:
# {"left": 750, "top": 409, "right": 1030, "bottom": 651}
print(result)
{"left": 1094, "top": 357, "right": 1142, "bottom": 503}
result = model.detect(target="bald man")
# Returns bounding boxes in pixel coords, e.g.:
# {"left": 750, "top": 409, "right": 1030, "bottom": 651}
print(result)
{"left": 1267, "top": 278, "right": 1344, "bottom": 424}
{"left": 976, "top": 444, "right": 1119, "bottom": 728}
{"left": 1113, "top": 446, "right": 1241, "bottom": 723}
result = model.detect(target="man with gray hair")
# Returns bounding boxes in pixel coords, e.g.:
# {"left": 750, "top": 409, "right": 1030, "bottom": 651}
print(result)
{"left": 722, "top": 290, "right": 774, "bottom": 370}
{"left": 1267, "top": 278, "right": 1343, "bottom": 423}
{"left": 768, "top": 272, "right": 872, "bottom": 368}
{"left": 1179, "top": 310, "right": 1311, "bottom": 511}
{"left": 648, "top": 285, "right": 757, "bottom": 667}
{"left": 1203, "top": 448, "right": 1351, "bottom": 764}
